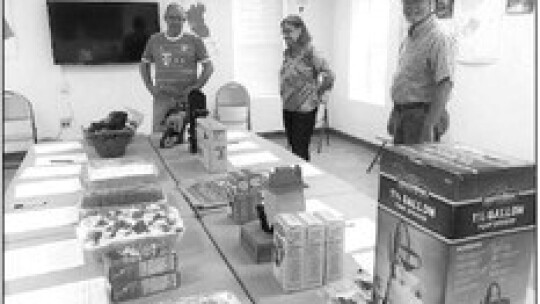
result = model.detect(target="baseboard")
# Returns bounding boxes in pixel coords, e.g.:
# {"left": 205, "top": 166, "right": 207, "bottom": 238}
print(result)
{"left": 258, "top": 128, "right": 381, "bottom": 151}
{"left": 327, "top": 129, "right": 381, "bottom": 150}
{"left": 256, "top": 130, "right": 286, "bottom": 138}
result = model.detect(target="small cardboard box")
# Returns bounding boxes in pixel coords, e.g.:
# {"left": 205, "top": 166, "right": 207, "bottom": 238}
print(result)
{"left": 273, "top": 213, "right": 306, "bottom": 292}
{"left": 199, "top": 143, "right": 227, "bottom": 173}
{"left": 297, "top": 212, "right": 325, "bottom": 289}
{"left": 196, "top": 117, "right": 227, "bottom": 144}
{"left": 240, "top": 220, "right": 274, "bottom": 263}
{"left": 228, "top": 170, "right": 263, "bottom": 224}
{"left": 104, "top": 251, "right": 177, "bottom": 285}
{"left": 231, "top": 193, "right": 258, "bottom": 225}
{"left": 313, "top": 210, "right": 345, "bottom": 284}
{"left": 110, "top": 271, "right": 179, "bottom": 302}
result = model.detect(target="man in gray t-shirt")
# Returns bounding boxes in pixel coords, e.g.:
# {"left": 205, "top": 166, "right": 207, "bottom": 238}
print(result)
{"left": 388, "top": 0, "right": 456, "bottom": 144}
{"left": 140, "top": 3, "right": 213, "bottom": 134}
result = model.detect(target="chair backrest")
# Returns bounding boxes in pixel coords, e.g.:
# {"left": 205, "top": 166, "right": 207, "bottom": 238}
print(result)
{"left": 214, "top": 81, "right": 251, "bottom": 130}
{"left": 5, "top": 90, "right": 34, "bottom": 121}
{"left": 4, "top": 90, "right": 37, "bottom": 152}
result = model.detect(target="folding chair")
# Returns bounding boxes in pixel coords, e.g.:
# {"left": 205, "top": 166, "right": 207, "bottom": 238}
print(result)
{"left": 4, "top": 90, "right": 38, "bottom": 168}
{"left": 214, "top": 81, "right": 251, "bottom": 131}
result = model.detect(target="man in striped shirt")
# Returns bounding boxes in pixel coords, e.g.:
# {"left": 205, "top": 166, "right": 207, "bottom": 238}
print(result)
{"left": 140, "top": 2, "right": 213, "bottom": 135}
{"left": 388, "top": 0, "right": 456, "bottom": 144}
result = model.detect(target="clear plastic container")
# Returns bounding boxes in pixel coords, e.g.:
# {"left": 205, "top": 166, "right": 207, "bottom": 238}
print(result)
{"left": 77, "top": 203, "right": 184, "bottom": 261}
{"left": 83, "top": 157, "right": 159, "bottom": 189}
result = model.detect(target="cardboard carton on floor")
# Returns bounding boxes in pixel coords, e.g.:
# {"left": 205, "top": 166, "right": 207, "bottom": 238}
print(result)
{"left": 297, "top": 212, "right": 325, "bottom": 289}
{"left": 374, "top": 143, "right": 536, "bottom": 304}
{"left": 273, "top": 213, "right": 306, "bottom": 292}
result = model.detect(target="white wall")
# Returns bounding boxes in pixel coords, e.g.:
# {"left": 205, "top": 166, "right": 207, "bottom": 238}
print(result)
{"left": 4, "top": 0, "right": 233, "bottom": 138}
{"left": 330, "top": 0, "right": 401, "bottom": 146}
{"left": 5, "top": 0, "right": 535, "bottom": 161}
{"left": 330, "top": 0, "right": 535, "bottom": 162}
{"left": 4, "top": 0, "right": 334, "bottom": 138}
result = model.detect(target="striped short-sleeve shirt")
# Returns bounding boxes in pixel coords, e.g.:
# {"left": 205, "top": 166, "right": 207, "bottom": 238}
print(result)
{"left": 391, "top": 15, "right": 456, "bottom": 105}
{"left": 142, "top": 32, "right": 209, "bottom": 97}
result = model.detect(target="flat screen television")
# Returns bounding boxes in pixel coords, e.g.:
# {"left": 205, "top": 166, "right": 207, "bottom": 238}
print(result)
{"left": 47, "top": 1, "right": 160, "bottom": 65}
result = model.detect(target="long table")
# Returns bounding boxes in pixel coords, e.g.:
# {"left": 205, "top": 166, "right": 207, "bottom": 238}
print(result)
{"left": 148, "top": 130, "right": 379, "bottom": 303}
{"left": 4, "top": 136, "right": 251, "bottom": 304}
{"left": 5, "top": 132, "right": 535, "bottom": 304}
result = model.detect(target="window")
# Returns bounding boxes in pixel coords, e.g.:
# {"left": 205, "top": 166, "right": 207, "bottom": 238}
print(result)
{"left": 349, "top": 0, "right": 390, "bottom": 105}
{"left": 232, "top": 0, "right": 284, "bottom": 97}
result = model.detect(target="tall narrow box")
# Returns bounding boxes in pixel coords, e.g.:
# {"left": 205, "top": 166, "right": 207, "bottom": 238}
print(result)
{"left": 273, "top": 213, "right": 306, "bottom": 292}
{"left": 228, "top": 171, "right": 260, "bottom": 224}
{"left": 313, "top": 210, "right": 345, "bottom": 284}
{"left": 374, "top": 143, "right": 536, "bottom": 304}
{"left": 196, "top": 118, "right": 227, "bottom": 173}
{"left": 297, "top": 212, "right": 325, "bottom": 289}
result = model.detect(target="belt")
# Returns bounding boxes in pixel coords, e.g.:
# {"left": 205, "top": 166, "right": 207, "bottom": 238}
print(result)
{"left": 394, "top": 102, "right": 429, "bottom": 111}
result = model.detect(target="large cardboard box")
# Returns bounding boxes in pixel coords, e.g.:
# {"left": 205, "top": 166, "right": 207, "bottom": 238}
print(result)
{"left": 297, "top": 212, "right": 325, "bottom": 289}
{"left": 374, "top": 143, "right": 536, "bottom": 304}
{"left": 273, "top": 213, "right": 306, "bottom": 292}
{"left": 373, "top": 208, "right": 534, "bottom": 304}
{"left": 313, "top": 210, "right": 345, "bottom": 284}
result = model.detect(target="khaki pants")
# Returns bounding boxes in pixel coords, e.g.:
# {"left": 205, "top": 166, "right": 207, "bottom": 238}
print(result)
{"left": 388, "top": 103, "right": 447, "bottom": 145}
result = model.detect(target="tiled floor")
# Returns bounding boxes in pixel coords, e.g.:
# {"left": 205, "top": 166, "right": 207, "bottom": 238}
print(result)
{"left": 3, "top": 132, "right": 381, "bottom": 200}
{"left": 261, "top": 131, "right": 380, "bottom": 200}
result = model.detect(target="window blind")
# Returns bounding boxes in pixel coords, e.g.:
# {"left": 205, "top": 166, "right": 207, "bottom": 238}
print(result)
{"left": 233, "top": 0, "right": 284, "bottom": 97}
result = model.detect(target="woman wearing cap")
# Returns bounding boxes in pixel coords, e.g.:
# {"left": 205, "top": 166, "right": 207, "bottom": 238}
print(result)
{"left": 279, "top": 15, "right": 334, "bottom": 161}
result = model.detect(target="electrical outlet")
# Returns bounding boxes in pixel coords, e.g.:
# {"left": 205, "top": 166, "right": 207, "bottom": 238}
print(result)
{"left": 60, "top": 117, "right": 72, "bottom": 128}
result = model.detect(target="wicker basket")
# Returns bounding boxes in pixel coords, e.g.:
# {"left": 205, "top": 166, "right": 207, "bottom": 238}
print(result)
{"left": 84, "top": 128, "right": 134, "bottom": 158}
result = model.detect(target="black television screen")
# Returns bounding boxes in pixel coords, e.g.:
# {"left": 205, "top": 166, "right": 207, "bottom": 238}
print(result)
{"left": 47, "top": 1, "right": 160, "bottom": 65}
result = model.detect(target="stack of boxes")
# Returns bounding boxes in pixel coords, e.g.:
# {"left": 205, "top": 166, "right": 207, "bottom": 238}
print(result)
{"left": 196, "top": 117, "right": 227, "bottom": 173}
{"left": 273, "top": 212, "right": 345, "bottom": 292}
{"left": 239, "top": 165, "right": 305, "bottom": 263}
{"left": 373, "top": 143, "right": 536, "bottom": 304}
{"left": 82, "top": 158, "right": 182, "bottom": 301}
{"left": 103, "top": 241, "right": 179, "bottom": 302}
